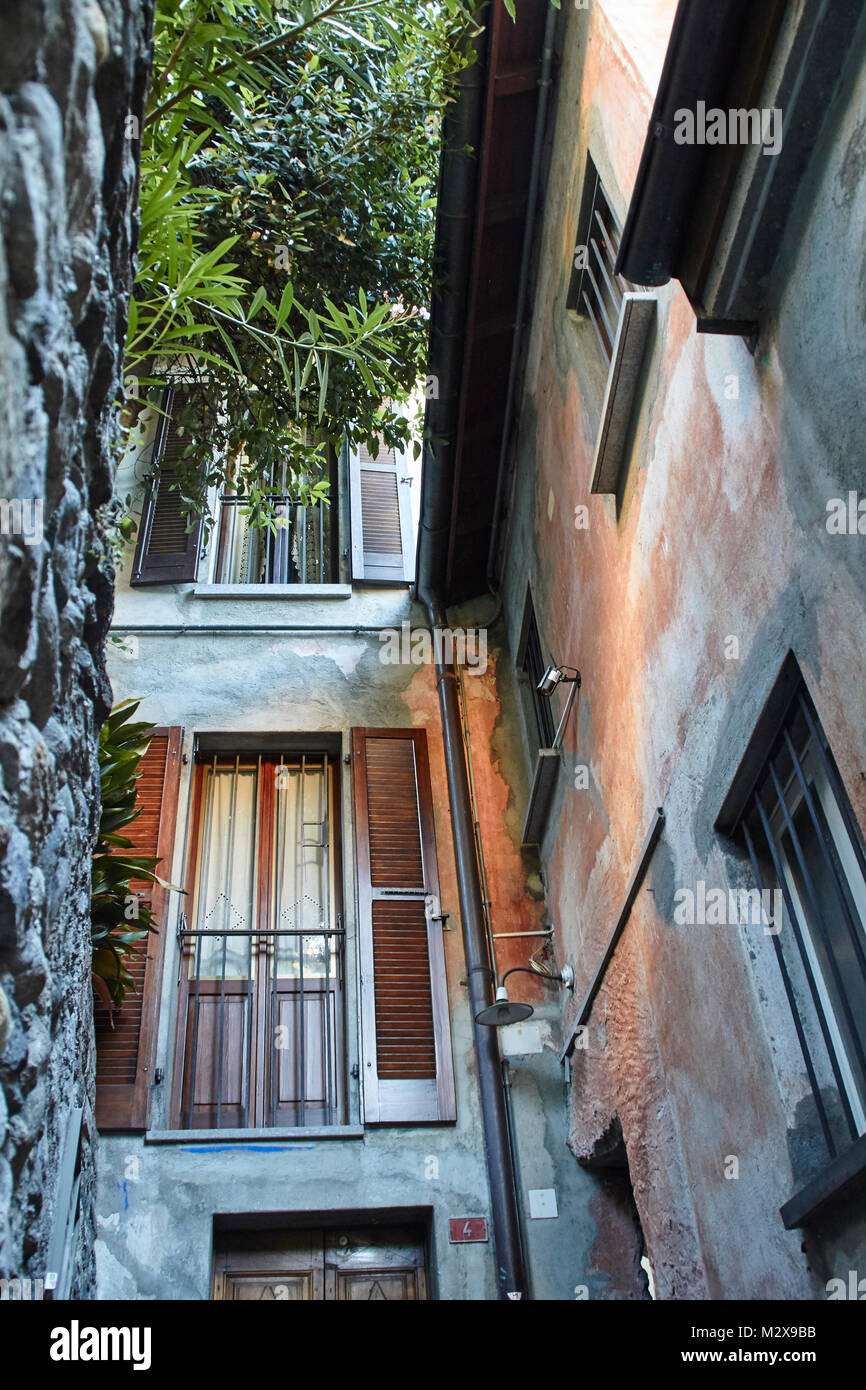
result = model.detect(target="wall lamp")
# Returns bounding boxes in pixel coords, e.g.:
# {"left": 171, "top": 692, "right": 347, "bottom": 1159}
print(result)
{"left": 476, "top": 964, "right": 575, "bottom": 1028}
{"left": 537, "top": 664, "right": 581, "bottom": 750}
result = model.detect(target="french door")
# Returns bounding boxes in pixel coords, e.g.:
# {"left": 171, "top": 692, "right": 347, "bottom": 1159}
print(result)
{"left": 172, "top": 752, "right": 345, "bottom": 1129}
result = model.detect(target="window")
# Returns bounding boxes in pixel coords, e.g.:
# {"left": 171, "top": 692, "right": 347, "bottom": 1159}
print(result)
{"left": 731, "top": 676, "right": 866, "bottom": 1161}
{"left": 211, "top": 456, "right": 336, "bottom": 586}
{"left": 131, "top": 390, "right": 414, "bottom": 589}
{"left": 518, "top": 593, "right": 556, "bottom": 750}
{"left": 568, "top": 158, "right": 656, "bottom": 496}
{"left": 172, "top": 752, "right": 346, "bottom": 1129}
{"left": 615, "top": 0, "right": 861, "bottom": 332}
{"left": 568, "top": 158, "right": 632, "bottom": 365}
{"left": 169, "top": 729, "right": 455, "bottom": 1131}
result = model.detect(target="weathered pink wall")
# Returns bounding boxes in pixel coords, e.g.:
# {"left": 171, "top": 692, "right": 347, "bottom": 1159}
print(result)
{"left": 497, "top": 0, "right": 866, "bottom": 1298}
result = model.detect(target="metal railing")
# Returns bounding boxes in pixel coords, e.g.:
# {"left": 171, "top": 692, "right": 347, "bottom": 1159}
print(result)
{"left": 176, "top": 924, "right": 345, "bottom": 1130}
{"left": 212, "top": 494, "right": 330, "bottom": 585}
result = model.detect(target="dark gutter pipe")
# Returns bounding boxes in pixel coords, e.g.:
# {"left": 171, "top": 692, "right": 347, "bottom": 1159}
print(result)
{"left": 424, "top": 591, "right": 527, "bottom": 1300}
{"left": 415, "top": 7, "right": 527, "bottom": 1300}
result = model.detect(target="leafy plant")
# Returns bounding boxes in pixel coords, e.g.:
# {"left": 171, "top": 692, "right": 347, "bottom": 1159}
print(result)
{"left": 119, "top": 0, "right": 480, "bottom": 540}
{"left": 92, "top": 702, "right": 176, "bottom": 1016}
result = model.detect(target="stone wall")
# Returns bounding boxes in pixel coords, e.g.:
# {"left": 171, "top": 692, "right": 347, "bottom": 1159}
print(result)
{"left": 0, "top": 0, "right": 152, "bottom": 1295}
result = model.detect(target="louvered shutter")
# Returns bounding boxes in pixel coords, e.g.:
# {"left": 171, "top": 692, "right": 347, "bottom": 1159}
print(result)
{"left": 131, "top": 387, "right": 203, "bottom": 585}
{"left": 352, "top": 728, "right": 456, "bottom": 1123}
{"left": 95, "top": 727, "right": 183, "bottom": 1130}
{"left": 349, "top": 440, "right": 415, "bottom": 584}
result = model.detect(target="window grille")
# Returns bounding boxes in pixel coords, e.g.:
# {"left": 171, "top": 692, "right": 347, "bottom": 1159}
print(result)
{"left": 568, "top": 159, "right": 632, "bottom": 364}
{"left": 735, "top": 685, "right": 866, "bottom": 1159}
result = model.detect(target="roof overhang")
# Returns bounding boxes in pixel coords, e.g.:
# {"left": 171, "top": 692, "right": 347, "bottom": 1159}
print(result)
{"left": 416, "top": 0, "right": 551, "bottom": 607}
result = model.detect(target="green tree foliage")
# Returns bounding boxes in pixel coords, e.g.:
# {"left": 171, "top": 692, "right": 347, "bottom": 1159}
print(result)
{"left": 124, "top": 0, "right": 479, "bottom": 535}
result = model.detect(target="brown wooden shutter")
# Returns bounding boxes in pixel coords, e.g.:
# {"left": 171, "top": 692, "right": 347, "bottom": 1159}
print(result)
{"left": 352, "top": 728, "right": 455, "bottom": 1123}
{"left": 349, "top": 440, "right": 414, "bottom": 584}
{"left": 131, "top": 387, "right": 203, "bottom": 585}
{"left": 95, "top": 726, "right": 183, "bottom": 1130}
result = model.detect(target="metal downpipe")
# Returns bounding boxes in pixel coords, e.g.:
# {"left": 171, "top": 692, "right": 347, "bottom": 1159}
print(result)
{"left": 425, "top": 592, "right": 527, "bottom": 1300}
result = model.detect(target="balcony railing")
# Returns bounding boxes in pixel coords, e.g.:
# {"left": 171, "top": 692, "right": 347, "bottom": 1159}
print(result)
{"left": 176, "top": 925, "right": 345, "bottom": 1130}
{"left": 212, "top": 494, "right": 331, "bottom": 585}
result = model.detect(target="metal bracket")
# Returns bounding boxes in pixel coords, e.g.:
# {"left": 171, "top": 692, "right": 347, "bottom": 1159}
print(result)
{"left": 425, "top": 893, "right": 451, "bottom": 929}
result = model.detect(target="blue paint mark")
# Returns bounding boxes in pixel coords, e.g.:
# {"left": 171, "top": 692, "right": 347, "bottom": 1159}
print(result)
{"left": 179, "top": 1145, "right": 316, "bottom": 1154}
{"left": 116, "top": 1178, "right": 129, "bottom": 1210}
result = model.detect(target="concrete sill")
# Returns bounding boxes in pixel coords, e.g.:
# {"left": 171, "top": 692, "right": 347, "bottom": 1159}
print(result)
{"left": 193, "top": 584, "right": 352, "bottom": 599}
{"left": 780, "top": 1132, "right": 866, "bottom": 1229}
{"left": 590, "top": 293, "right": 656, "bottom": 496}
{"left": 145, "top": 1125, "right": 364, "bottom": 1144}
{"left": 521, "top": 748, "right": 561, "bottom": 847}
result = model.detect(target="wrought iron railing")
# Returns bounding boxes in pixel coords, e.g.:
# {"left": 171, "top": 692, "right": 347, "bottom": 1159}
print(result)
{"left": 176, "top": 925, "right": 345, "bottom": 1130}
{"left": 212, "top": 494, "right": 330, "bottom": 585}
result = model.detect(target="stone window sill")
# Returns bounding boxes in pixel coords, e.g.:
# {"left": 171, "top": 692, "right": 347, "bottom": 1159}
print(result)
{"left": 193, "top": 584, "right": 352, "bottom": 599}
{"left": 590, "top": 293, "right": 656, "bottom": 496}
{"left": 145, "top": 1124, "right": 364, "bottom": 1144}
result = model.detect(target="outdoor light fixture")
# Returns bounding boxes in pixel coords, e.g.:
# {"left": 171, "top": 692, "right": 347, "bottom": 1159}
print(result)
{"left": 536, "top": 664, "right": 578, "bottom": 697}
{"left": 536, "top": 664, "right": 581, "bottom": 750}
{"left": 475, "top": 964, "right": 575, "bottom": 1027}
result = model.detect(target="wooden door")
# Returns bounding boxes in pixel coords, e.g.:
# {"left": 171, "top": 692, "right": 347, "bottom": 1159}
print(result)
{"left": 213, "top": 1230, "right": 325, "bottom": 1301}
{"left": 213, "top": 1226, "right": 427, "bottom": 1301}
{"left": 325, "top": 1227, "right": 427, "bottom": 1300}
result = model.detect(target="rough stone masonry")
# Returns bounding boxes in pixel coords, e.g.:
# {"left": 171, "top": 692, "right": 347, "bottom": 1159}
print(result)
{"left": 0, "top": 0, "right": 152, "bottom": 1294}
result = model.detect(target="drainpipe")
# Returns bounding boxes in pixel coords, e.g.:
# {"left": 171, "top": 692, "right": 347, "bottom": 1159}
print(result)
{"left": 424, "top": 591, "right": 527, "bottom": 1301}
{"left": 416, "top": 4, "right": 537, "bottom": 1301}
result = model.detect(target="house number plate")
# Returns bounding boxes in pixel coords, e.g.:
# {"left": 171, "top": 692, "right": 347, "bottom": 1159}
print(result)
{"left": 448, "top": 1217, "right": 488, "bottom": 1244}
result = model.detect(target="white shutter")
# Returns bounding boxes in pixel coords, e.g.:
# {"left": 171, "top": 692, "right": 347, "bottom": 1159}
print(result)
{"left": 349, "top": 439, "right": 415, "bottom": 584}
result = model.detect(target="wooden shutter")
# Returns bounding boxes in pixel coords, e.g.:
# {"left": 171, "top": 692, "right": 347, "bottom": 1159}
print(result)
{"left": 95, "top": 726, "right": 183, "bottom": 1130}
{"left": 349, "top": 440, "right": 415, "bottom": 584}
{"left": 131, "top": 386, "right": 203, "bottom": 585}
{"left": 352, "top": 728, "right": 455, "bottom": 1123}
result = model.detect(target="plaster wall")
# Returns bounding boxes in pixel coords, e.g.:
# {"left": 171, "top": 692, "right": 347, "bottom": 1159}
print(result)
{"left": 97, "top": 566, "right": 603, "bottom": 1297}
{"left": 498, "top": 0, "right": 866, "bottom": 1300}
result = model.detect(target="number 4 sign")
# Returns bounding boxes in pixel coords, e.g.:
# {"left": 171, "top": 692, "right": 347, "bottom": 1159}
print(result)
{"left": 448, "top": 1217, "right": 488, "bottom": 1243}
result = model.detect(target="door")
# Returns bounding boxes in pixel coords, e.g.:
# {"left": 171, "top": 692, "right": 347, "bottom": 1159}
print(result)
{"left": 213, "top": 1226, "right": 428, "bottom": 1301}
{"left": 173, "top": 752, "right": 345, "bottom": 1129}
